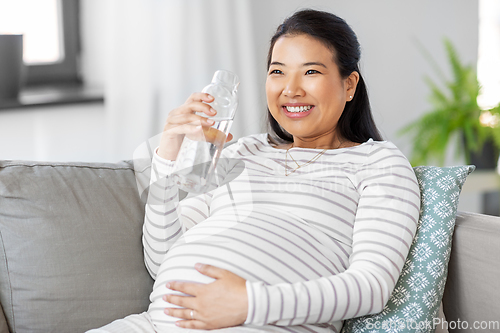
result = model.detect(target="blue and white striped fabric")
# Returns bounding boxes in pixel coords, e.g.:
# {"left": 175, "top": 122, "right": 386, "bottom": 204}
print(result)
{"left": 144, "top": 133, "right": 420, "bottom": 333}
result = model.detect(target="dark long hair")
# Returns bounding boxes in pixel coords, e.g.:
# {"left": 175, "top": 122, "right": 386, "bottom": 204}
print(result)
{"left": 267, "top": 9, "right": 383, "bottom": 143}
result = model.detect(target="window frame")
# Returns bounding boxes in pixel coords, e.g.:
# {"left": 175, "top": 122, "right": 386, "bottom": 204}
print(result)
{"left": 25, "top": 0, "right": 81, "bottom": 86}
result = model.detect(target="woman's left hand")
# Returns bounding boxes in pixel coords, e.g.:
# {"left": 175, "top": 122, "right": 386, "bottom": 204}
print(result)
{"left": 164, "top": 263, "right": 248, "bottom": 329}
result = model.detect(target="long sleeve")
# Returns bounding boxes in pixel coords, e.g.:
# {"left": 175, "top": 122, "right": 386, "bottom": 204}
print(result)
{"left": 244, "top": 143, "right": 420, "bottom": 326}
{"left": 142, "top": 152, "right": 183, "bottom": 279}
{"left": 142, "top": 151, "right": 213, "bottom": 279}
{"left": 142, "top": 142, "right": 239, "bottom": 279}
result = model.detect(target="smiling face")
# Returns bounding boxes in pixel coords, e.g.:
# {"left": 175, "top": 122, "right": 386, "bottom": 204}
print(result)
{"left": 266, "top": 34, "right": 359, "bottom": 148}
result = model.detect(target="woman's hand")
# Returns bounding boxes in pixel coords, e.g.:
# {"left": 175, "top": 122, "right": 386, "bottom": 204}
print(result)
{"left": 157, "top": 92, "right": 233, "bottom": 160}
{"left": 164, "top": 263, "right": 248, "bottom": 330}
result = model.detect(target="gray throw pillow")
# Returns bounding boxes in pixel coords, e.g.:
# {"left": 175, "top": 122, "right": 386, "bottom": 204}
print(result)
{"left": 0, "top": 160, "right": 153, "bottom": 333}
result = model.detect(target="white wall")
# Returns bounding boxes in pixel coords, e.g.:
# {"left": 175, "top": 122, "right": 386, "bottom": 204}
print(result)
{"left": 0, "top": 0, "right": 479, "bottom": 164}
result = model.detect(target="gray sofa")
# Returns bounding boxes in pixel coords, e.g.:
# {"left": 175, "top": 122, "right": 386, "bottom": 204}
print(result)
{"left": 0, "top": 160, "right": 499, "bottom": 333}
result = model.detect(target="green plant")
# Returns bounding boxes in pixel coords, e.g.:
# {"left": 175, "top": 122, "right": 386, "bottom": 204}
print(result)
{"left": 399, "top": 38, "right": 500, "bottom": 166}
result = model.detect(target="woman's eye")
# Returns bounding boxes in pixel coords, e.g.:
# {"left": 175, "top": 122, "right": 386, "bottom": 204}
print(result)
{"left": 306, "top": 69, "right": 320, "bottom": 75}
{"left": 269, "top": 69, "right": 283, "bottom": 75}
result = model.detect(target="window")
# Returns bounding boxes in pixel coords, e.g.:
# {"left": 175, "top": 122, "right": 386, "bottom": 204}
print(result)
{"left": 0, "top": 0, "right": 80, "bottom": 86}
{"left": 478, "top": 0, "right": 500, "bottom": 110}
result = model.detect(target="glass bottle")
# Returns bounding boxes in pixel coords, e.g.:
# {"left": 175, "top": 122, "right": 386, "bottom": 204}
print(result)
{"left": 172, "top": 70, "right": 239, "bottom": 193}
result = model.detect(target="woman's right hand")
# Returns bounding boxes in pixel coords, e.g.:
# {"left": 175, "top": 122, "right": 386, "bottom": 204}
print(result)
{"left": 157, "top": 92, "right": 232, "bottom": 160}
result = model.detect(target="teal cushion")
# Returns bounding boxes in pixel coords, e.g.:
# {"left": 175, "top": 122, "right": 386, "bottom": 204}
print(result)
{"left": 342, "top": 165, "right": 475, "bottom": 333}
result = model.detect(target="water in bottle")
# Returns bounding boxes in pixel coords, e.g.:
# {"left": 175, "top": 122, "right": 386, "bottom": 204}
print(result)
{"left": 172, "top": 70, "right": 239, "bottom": 193}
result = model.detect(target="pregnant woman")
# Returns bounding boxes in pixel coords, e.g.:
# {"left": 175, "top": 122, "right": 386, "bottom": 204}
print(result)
{"left": 90, "top": 8, "right": 420, "bottom": 333}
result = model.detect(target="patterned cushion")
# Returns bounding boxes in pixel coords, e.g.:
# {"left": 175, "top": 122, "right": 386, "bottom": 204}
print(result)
{"left": 342, "top": 165, "right": 475, "bottom": 333}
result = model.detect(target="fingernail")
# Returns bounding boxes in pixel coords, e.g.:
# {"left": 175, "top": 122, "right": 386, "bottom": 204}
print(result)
{"left": 195, "top": 263, "right": 203, "bottom": 270}
{"left": 166, "top": 282, "right": 171, "bottom": 288}
{"left": 210, "top": 108, "right": 217, "bottom": 114}
{"left": 165, "top": 309, "right": 170, "bottom": 315}
{"left": 206, "top": 119, "right": 215, "bottom": 125}
{"left": 163, "top": 295, "right": 167, "bottom": 301}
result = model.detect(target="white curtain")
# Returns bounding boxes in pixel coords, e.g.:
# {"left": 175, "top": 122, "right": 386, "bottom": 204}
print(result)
{"left": 103, "top": 0, "right": 265, "bottom": 161}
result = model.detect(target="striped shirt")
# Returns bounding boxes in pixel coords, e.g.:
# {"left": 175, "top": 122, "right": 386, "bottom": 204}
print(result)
{"left": 143, "top": 133, "right": 420, "bottom": 333}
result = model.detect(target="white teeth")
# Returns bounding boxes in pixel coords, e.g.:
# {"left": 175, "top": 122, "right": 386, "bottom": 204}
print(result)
{"left": 285, "top": 105, "right": 313, "bottom": 113}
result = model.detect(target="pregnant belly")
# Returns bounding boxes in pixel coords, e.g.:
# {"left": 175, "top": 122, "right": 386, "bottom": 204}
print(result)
{"left": 147, "top": 208, "right": 344, "bottom": 329}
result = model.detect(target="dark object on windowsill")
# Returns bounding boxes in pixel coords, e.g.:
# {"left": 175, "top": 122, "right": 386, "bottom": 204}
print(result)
{"left": 470, "top": 138, "right": 500, "bottom": 170}
{"left": 0, "top": 34, "right": 25, "bottom": 102}
{"left": 470, "top": 138, "right": 500, "bottom": 216}
{"left": 0, "top": 83, "right": 104, "bottom": 110}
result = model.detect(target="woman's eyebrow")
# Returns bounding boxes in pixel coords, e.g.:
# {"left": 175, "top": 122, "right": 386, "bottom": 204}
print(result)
{"left": 269, "top": 61, "right": 327, "bottom": 68}
{"left": 303, "top": 62, "right": 327, "bottom": 68}
{"left": 270, "top": 61, "right": 285, "bottom": 66}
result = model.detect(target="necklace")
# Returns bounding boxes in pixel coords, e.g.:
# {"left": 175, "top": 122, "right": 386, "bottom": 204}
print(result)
{"left": 285, "top": 139, "right": 343, "bottom": 176}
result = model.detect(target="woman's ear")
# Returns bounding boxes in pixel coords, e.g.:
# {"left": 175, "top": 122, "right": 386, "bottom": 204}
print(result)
{"left": 346, "top": 71, "right": 360, "bottom": 101}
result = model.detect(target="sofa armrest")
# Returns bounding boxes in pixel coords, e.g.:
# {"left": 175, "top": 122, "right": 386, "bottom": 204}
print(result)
{"left": 442, "top": 211, "right": 500, "bottom": 332}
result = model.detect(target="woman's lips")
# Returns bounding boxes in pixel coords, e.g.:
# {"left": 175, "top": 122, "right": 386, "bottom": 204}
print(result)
{"left": 282, "top": 105, "right": 314, "bottom": 118}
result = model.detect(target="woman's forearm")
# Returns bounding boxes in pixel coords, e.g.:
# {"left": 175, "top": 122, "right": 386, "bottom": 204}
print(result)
{"left": 142, "top": 152, "right": 183, "bottom": 279}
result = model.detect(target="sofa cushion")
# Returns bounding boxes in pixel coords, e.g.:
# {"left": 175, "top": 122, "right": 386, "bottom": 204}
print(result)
{"left": 0, "top": 160, "right": 153, "bottom": 333}
{"left": 342, "top": 165, "right": 474, "bottom": 333}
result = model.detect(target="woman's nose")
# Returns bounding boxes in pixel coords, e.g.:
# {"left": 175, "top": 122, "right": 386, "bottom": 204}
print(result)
{"left": 282, "top": 76, "right": 304, "bottom": 97}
